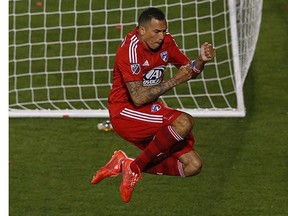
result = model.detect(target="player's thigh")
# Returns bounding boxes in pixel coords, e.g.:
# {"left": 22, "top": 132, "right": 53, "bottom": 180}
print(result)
{"left": 111, "top": 114, "right": 161, "bottom": 148}
{"left": 110, "top": 102, "right": 183, "bottom": 147}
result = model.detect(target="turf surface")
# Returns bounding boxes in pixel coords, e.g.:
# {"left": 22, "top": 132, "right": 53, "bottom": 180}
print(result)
{"left": 9, "top": 0, "right": 288, "bottom": 215}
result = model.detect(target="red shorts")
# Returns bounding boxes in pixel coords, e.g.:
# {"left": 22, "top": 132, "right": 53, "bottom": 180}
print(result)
{"left": 110, "top": 102, "right": 195, "bottom": 159}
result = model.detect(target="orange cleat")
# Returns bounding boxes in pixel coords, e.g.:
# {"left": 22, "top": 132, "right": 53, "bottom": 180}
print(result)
{"left": 120, "top": 158, "right": 141, "bottom": 203}
{"left": 91, "top": 150, "right": 128, "bottom": 184}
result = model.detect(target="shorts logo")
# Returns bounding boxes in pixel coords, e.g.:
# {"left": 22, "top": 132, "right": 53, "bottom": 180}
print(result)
{"left": 131, "top": 63, "right": 141, "bottom": 74}
{"left": 143, "top": 66, "right": 165, "bottom": 86}
{"left": 151, "top": 104, "right": 161, "bottom": 112}
{"left": 160, "top": 51, "right": 168, "bottom": 62}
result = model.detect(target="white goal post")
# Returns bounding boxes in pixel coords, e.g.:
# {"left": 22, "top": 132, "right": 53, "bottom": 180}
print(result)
{"left": 9, "top": 0, "right": 263, "bottom": 118}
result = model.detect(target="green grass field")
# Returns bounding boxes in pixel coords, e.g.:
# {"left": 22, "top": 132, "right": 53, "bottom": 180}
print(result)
{"left": 9, "top": 0, "right": 288, "bottom": 216}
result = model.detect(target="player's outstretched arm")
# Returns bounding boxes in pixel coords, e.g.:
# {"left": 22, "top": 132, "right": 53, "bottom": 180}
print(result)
{"left": 190, "top": 42, "right": 216, "bottom": 79}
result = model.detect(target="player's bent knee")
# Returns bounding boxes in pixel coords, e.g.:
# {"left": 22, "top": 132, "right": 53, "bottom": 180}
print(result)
{"left": 172, "top": 113, "right": 195, "bottom": 136}
{"left": 185, "top": 158, "right": 203, "bottom": 177}
{"left": 181, "top": 113, "right": 195, "bottom": 130}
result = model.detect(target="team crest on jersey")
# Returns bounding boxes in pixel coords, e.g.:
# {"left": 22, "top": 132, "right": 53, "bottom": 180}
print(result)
{"left": 160, "top": 51, "right": 168, "bottom": 62}
{"left": 131, "top": 63, "right": 141, "bottom": 74}
{"left": 143, "top": 66, "right": 165, "bottom": 86}
{"left": 151, "top": 104, "right": 161, "bottom": 112}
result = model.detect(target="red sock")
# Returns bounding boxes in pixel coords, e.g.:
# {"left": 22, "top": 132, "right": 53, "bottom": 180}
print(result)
{"left": 144, "top": 157, "right": 185, "bottom": 177}
{"left": 131, "top": 125, "right": 183, "bottom": 172}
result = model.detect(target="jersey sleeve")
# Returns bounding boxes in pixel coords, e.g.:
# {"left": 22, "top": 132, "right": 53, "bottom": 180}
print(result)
{"left": 167, "top": 35, "right": 190, "bottom": 68}
{"left": 116, "top": 48, "right": 143, "bottom": 83}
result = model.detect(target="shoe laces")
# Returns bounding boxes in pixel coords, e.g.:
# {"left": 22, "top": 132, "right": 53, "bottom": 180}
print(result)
{"left": 125, "top": 171, "right": 140, "bottom": 189}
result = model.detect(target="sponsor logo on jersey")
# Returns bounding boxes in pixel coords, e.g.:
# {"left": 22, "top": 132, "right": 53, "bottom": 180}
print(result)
{"left": 143, "top": 66, "right": 165, "bottom": 86}
{"left": 131, "top": 63, "right": 141, "bottom": 74}
{"left": 151, "top": 104, "right": 162, "bottom": 112}
{"left": 160, "top": 51, "right": 168, "bottom": 62}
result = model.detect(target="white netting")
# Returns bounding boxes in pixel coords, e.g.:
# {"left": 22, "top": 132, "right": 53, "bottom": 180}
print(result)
{"left": 236, "top": 0, "right": 263, "bottom": 83}
{"left": 9, "top": 0, "right": 263, "bottom": 117}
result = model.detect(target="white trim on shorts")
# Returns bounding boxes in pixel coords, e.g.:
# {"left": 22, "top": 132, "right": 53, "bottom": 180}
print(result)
{"left": 120, "top": 108, "right": 163, "bottom": 124}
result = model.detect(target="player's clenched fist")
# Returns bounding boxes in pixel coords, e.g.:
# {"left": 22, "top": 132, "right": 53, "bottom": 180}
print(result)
{"left": 200, "top": 42, "right": 216, "bottom": 62}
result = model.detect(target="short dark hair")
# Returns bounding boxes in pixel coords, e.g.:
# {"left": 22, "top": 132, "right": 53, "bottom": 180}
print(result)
{"left": 138, "top": 7, "right": 166, "bottom": 26}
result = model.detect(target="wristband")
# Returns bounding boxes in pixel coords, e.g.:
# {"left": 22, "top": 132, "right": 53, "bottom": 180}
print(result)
{"left": 191, "top": 60, "right": 202, "bottom": 74}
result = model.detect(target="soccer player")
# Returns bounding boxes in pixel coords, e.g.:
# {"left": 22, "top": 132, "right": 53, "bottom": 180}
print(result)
{"left": 91, "top": 7, "right": 215, "bottom": 203}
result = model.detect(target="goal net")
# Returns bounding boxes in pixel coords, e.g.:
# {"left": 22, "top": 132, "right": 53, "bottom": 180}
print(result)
{"left": 9, "top": 0, "right": 263, "bottom": 118}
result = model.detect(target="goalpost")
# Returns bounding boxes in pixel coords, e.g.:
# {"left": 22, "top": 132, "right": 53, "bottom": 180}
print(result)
{"left": 9, "top": 0, "right": 263, "bottom": 118}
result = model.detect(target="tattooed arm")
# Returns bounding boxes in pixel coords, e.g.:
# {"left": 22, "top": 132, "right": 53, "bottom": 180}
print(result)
{"left": 126, "top": 79, "right": 176, "bottom": 107}
{"left": 126, "top": 64, "right": 193, "bottom": 107}
{"left": 126, "top": 43, "right": 215, "bottom": 107}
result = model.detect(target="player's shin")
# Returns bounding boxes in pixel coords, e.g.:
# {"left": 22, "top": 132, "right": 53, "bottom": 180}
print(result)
{"left": 131, "top": 125, "right": 183, "bottom": 172}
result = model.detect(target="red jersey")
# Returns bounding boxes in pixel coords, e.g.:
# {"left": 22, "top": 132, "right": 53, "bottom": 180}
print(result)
{"left": 108, "top": 27, "right": 190, "bottom": 118}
